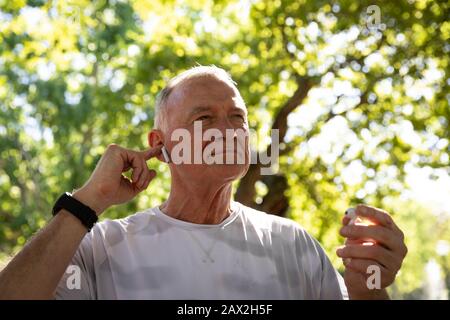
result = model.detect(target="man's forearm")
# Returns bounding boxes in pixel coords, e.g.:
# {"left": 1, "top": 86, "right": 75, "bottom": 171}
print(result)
{"left": 0, "top": 210, "right": 87, "bottom": 299}
{"left": 0, "top": 191, "right": 102, "bottom": 299}
{"left": 0, "top": 143, "right": 156, "bottom": 299}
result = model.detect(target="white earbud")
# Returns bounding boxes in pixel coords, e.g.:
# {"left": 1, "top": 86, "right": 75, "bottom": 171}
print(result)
{"left": 345, "top": 208, "right": 358, "bottom": 225}
{"left": 344, "top": 208, "right": 375, "bottom": 246}
{"left": 161, "top": 146, "right": 170, "bottom": 163}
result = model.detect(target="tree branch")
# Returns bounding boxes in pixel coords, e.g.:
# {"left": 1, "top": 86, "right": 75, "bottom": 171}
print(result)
{"left": 235, "top": 76, "right": 313, "bottom": 210}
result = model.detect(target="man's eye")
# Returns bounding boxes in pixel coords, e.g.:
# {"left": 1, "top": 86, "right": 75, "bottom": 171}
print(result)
{"left": 196, "top": 115, "right": 211, "bottom": 121}
{"left": 233, "top": 114, "right": 245, "bottom": 121}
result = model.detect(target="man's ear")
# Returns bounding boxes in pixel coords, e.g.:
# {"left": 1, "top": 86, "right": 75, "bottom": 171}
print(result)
{"left": 148, "top": 130, "right": 165, "bottom": 162}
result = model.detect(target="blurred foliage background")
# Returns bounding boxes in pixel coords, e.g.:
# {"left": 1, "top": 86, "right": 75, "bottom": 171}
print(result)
{"left": 0, "top": 0, "right": 449, "bottom": 299}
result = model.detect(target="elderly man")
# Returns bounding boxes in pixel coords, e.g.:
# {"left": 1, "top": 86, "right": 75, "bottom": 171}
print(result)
{"left": 0, "top": 66, "right": 407, "bottom": 299}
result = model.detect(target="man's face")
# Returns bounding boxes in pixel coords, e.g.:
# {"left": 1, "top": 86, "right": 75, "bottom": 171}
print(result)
{"left": 163, "top": 75, "right": 250, "bottom": 183}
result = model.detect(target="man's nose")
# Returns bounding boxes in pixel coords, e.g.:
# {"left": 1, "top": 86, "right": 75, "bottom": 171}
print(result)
{"left": 212, "top": 119, "right": 246, "bottom": 147}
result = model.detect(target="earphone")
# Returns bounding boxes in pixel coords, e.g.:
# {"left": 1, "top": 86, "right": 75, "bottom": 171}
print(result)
{"left": 344, "top": 208, "right": 375, "bottom": 246}
{"left": 345, "top": 207, "right": 373, "bottom": 226}
{"left": 161, "top": 146, "right": 170, "bottom": 163}
{"left": 345, "top": 208, "right": 358, "bottom": 225}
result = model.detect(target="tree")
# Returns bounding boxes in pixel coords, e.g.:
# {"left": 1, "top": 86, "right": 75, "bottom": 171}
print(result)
{"left": 0, "top": 0, "right": 448, "bottom": 298}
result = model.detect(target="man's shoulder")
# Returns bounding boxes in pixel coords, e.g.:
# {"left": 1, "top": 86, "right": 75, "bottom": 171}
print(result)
{"left": 90, "top": 208, "right": 155, "bottom": 239}
{"left": 236, "top": 202, "right": 326, "bottom": 257}
{"left": 236, "top": 202, "right": 308, "bottom": 235}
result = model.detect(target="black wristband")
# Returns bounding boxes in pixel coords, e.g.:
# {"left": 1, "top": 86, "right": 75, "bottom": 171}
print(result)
{"left": 52, "top": 192, "right": 98, "bottom": 231}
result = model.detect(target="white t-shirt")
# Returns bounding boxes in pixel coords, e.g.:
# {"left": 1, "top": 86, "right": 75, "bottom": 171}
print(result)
{"left": 55, "top": 201, "right": 348, "bottom": 299}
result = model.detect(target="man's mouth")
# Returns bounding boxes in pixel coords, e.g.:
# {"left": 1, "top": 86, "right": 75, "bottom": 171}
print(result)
{"left": 211, "top": 148, "right": 238, "bottom": 156}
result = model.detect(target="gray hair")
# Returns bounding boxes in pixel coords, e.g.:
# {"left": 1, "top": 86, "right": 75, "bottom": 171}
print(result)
{"left": 153, "top": 65, "right": 238, "bottom": 131}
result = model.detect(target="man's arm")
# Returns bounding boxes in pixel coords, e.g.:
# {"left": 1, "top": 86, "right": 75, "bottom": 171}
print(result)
{"left": 0, "top": 144, "right": 161, "bottom": 299}
{"left": 0, "top": 190, "right": 101, "bottom": 299}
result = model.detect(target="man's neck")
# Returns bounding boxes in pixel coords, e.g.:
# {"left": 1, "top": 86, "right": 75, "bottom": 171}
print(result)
{"left": 160, "top": 178, "right": 234, "bottom": 225}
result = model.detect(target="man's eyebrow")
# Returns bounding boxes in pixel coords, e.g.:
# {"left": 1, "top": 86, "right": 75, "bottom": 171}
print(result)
{"left": 187, "top": 106, "right": 213, "bottom": 118}
{"left": 186, "top": 105, "right": 247, "bottom": 119}
{"left": 232, "top": 107, "right": 247, "bottom": 115}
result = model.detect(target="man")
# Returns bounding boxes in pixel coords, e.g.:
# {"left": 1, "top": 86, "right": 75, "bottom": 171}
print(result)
{"left": 0, "top": 66, "right": 407, "bottom": 299}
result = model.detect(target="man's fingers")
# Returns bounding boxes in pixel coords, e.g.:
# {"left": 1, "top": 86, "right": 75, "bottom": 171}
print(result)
{"left": 107, "top": 144, "right": 160, "bottom": 190}
{"left": 355, "top": 204, "right": 394, "bottom": 229}
{"left": 144, "top": 170, "right": 157, "bottom": 188}
{"left": 141, "top": 145, "right": 163, "bottom": 161}
{"left": 336, "top": 244, "right": 399, "bottom": 270}
{"left": 342, "top": 215, "right": 351, "bottom": 226}
{"left": 120, "top": 147, "right": 160, "bottom": 186}
{"left": 343, "top": 257, "right": 387, "bottom": 274}
{"left": 355, "top": 204, "right": 406, "bottom": 242}
{"left": 340, "top": 224, "right": 401, "bottom": 251}
{"left": 345, "top": 238, "right": 366, "bottom": 245}
{"left": 136, "top": 159, "right": 148, "bottom": 188}
{"left": 138, "top": 162, "right": 157, "bottom": 190}
{"left": 138, "top": 169, "right": 156, "bottom": 191}
{"left": 138, "top": 159, "right": 156, "bottom": 189}
{"left": 343, "top": 258, "right": 395, "bottom": 289}
{"left": 149, "top": 169, "right": 157, "bottom": 181}
{"left": 131, "top": 164, "right": 142, "bottom": 184}
{"left": 345, "top": 257, "right": 397, "bottom": 288}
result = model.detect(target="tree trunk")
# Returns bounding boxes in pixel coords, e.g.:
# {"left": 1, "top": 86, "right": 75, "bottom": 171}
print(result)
{"left": 235, "top": 77, "right": 312, "bottom": 216}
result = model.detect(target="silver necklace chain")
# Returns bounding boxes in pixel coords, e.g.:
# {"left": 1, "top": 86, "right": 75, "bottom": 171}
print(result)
{"left": 187, "top": 207, "right": 236, "bottom": 263}
{"left": 188, "top": 229, "right": 223, "bottom": 263}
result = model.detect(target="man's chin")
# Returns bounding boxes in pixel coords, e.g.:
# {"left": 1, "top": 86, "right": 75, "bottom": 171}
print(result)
{"left": 206, "top": 163, "right": 248, "bottom": 181}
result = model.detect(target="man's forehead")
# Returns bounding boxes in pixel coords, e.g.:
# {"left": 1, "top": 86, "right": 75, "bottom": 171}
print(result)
{"left": 166, "top": 76, "right": 244, "bottom": 110}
